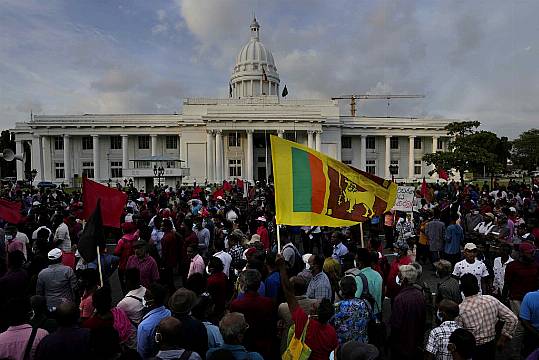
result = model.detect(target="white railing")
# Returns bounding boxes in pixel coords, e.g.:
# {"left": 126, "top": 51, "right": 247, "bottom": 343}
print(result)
{"left": 123, "top": 168, "right": 190, "bottom": 177}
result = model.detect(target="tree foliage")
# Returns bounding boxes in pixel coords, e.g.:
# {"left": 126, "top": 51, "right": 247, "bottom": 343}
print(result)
{"left": 511, "top": 129, "right": 539, "bottom": 172}
{"left": 423, "top": 121, "right": 510, "bottom": 183}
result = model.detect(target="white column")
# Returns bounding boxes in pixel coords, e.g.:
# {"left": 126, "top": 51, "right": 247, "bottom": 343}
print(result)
{"left": 63, "top": 135, "right": 71, "bottom": 184}
{"left": 307, "top": 130, "right": 314, "bottom": 149}
{"left": 215, "top": 130, "right": 223, "bottom": 183}
{"left": 92, "top": 135, "right": 100, "bottom": 180}
{"left": 408, "top": 135, "right": 415, "bottom": 179}
{"left": 385, "top": 135, "right": 391, "bottom": 179}
{"left": 432, "top": 136, "right": 438, "bottom": 172}
{"left": 15, "top": 140, "right": 24, "bottom": 181}
{"left": 41, "top": 136, "right": 51, "bottom": 181}
{"left": 360, "top": 135, "right": 367, "bottom": 171}
{"left": 121, "top": 135, "right": 129, "bottom": 170}
{"left": 315, "top": 130, "right": 322, "bottom": 151}
{"left": 206, "top": 130, "right": 214, "bottom": 182}
{"left": 151, "top": 134, "right": 158, "bottom": 156}
{"left": 31, "top": 135, "right": 44, "bottom": 182}
{"left": 277, "top": 130, "right": 284, "bottom": 138}
{"left": 246, "top": 130, "right": 254, "bottom": 182}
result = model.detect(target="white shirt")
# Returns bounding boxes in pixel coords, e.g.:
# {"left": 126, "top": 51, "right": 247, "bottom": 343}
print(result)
{"left": 116, "top": 286, "right": 147, "bottom": 325}
{"left": 493, "top": 256, "right": 514, "bottom": 294}
{"left": 54, "top": 222, "right": 71, "bottom": 252}
{"left": 32, "top": 226, "right": 52, "bottom": 241}
{"left": 452, "top": 259, "right": 489, "bottom": 294}
{"left": 214, "top": 250, "right": 232, "bottom": 277}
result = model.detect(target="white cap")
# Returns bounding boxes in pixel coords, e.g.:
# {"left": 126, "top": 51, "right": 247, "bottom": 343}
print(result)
{"left": 47, "top": 248, "right": 63, "bottom": 260}
{"left": 303, "top": 253, "right": 312, "bottom": 270}
{"left": 464, "top": 243, "right": 477, "bottom": 251}
{"left": 509, "top": 207, "right": 517, "bottom": 212}
{"left": 256, "top": 216, "right": 266, "bottom": 222}
{"left": 32, "top": 201, "right": 41, "bottom": 206}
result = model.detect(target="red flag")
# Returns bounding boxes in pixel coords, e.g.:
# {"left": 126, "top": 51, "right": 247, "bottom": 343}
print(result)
{"left": 0, "top": 198, "right": 24, "bottom": 224}
{"left": 223, "top": 181, "right": 233, "bottom": 192}
{"left": 82, "top": 177, "right": 127, "bottom": 228}
{"left": 421, "top": 177, "right": 429, "bottom": 199}
{"left": 236, "top": 178, "right": 244, "bottom": 189}
{"left": 213, "top": 187, "right": 224, "bottom": 198}
{"left": 438, "top": 167, "right": 449, "bottom": 181}
{"left": 192, "top": 186, "right": 203, "bottom": 198}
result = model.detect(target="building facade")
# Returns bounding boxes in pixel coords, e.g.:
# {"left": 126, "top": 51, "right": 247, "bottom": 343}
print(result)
{"left": 11, "top": 18, "right": 451, "bottom": 190}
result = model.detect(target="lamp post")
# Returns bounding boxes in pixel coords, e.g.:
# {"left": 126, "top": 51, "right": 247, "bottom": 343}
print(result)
{"left": 389, "top": 164, "right": 398, "bottom": 182}
{"left": 153, "top": 165, "right": 165, "bottom": 187}
{"left": 27, "top": 168, "right": 38, "bottom": 187}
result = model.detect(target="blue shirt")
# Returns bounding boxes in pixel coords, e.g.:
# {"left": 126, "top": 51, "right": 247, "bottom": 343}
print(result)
{"left": 203, "top": 321, "right": 224, "bottom": 349}
{"left": 445, "top": 224, "right": 463, "bottom": 255}
{"left": 206, "top": 344, "right": 264, "bottom": 360}
{"left": 137, "top": 306, "right": 172, "bottom": 359}
{"left": 264, "top": 271, "right": 281, "bottom": 299}
{"left": 520, "top": 290, "right": 539, "bottom": 330}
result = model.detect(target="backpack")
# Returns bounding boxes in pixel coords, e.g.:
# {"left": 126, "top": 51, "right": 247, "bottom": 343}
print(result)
{"left": 356, "top": 272, "right": 376, "bottom": 310}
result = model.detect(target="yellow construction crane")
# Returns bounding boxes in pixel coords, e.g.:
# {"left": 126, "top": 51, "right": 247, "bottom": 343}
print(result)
{"left": 331, "top": 94, "right": 425, "bottom": 117}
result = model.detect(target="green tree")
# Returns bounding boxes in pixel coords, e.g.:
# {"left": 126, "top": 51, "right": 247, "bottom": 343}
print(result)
{"left": 423, "top": 121, "right": 509, "bottom": 184}
{"left": 511, "top": 129, "right": 539, "bottom": 172}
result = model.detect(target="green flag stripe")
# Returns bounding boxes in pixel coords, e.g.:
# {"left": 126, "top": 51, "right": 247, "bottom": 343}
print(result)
{"left": 292, "top": 147, "right": 312, "bottom": 212}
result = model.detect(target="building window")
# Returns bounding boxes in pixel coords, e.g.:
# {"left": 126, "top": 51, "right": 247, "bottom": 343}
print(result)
{"left": 165, "top": 161, "right": 175, "bottom": 168}
{"left": 341, "top": 136, "right": 352, "bottom": 149}
{"left": 229, "top": 159, "right": 242, "bottom": 177}
{"left": 110, "top": 136, "right": 122, "bottom": 150}
{"left": 135, "top": 161, "right": 151, "bottom": 169}
{"left": 165, "top": 136, "right": 178, "bottom": 149}
{"left": 82, "top": 136, "right": 93, "bottom": 150}
{"left": 138, "top": 136, "right": 150, "bottom": 149}
{"left": 366, "top": 160, "right": 376, "bottom": 174}
{"left": 366, "top": 136, "right": 376, "bottom": 150}
{"left": 414, "top": 160, "right": 422, "bottom": 175}
{"left": 110, "top": 161, "right": 122, "bottom": 178}
{"left": 390, "top": 137, "right": 399, "bottom": 149}
{"left": 414, "top": 137, "right": 422, "bottom": 149}
{"left": 82, "top": 161, "right": 94, "bottom": 178}
{"left": 54, "top": 136, "right": 64, "bottom": 150}
{"left": 284, "top": 132, "right": 296, "bottom": 141}
{"left": 257, "top": 156, "right": 265, "bottom": 163}
{"left": 228, "top": 133, "right": 241, "bottom": 147}
{"left": 437, "top": 139, "right": 443, "bottom": 150}
{"left": 343, "top": 160, "right": 352, "bottom": 165}
{"left": 55, "top": 162, "right": 64, "bottom": 179}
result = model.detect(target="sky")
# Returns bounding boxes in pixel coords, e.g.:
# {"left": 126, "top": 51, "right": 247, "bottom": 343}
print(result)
{"left": 1, "top": 0, "right": 538, "bottom": 138}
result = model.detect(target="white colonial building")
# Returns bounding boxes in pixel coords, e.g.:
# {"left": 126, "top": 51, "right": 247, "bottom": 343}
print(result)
{"left": 11, "top": 18, "right": 451, "bottom": 190}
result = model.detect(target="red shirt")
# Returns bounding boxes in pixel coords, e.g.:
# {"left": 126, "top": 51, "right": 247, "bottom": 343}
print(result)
{"left": 230, "top": 292, "right": 275, "bottom": 359}
{"left": 504, "top": 260, "right": 539, "bottom": 301}
{"left": 257, "top": 226, "right": 270, "bottom": 250}
{"left": 291, "top": 306, "right": 338, "bottom": 360}
{"left": 126, "top": 255, "right": 159, "bottom": 288}
{"left": 207, "top": 272, "right": 228, "bottom": 313}
{"left": 161, "top": 230, "right": 179, "bottom": 268}
{"left": 386, "top": 255, "right": 412, "bottom": 298}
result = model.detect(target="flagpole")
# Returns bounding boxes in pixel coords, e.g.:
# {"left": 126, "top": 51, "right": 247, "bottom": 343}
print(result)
{"left": 276, "top": 224, "right": 281, "bottom": 252}
{"left": 360, "top": 222, "right": 365, "bottom": 248}
{"left": 96, "top": 245, "right": 104, "bottom": 287}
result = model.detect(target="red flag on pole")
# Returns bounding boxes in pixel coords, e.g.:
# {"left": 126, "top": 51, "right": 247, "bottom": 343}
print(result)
{"left": 0, "top": 198, "right": 24, "bottom": 224}
{"left": 236, "top": 178, "right": 244, "bottom": 189}
{"left": 213, "top": 187, "right": 224, "bottom": 198}
{"left": 82, "top": 177, "right": 127, "bottom": 228}
{"left": 438, "top": 167, "right": 449, "bottom": 181}
{"left": 223, "top": 181, "right": 233, "bottom": 192}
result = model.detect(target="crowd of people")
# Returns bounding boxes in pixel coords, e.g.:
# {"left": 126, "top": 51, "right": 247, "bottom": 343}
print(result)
{"left": 0, "top": 177, "right": 538, "bottom": 360}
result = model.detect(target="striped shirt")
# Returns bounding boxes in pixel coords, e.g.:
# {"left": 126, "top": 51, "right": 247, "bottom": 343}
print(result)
{"left": 306, "top": 271, "right": 332, "bottom": 300}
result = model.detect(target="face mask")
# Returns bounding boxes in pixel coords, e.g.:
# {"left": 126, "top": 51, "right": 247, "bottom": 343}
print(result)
{"left": 395, "top": 276, "right": 401, "bottom": 286}
{"left": 436, "top": 310, "right": 443, "bottom": 322}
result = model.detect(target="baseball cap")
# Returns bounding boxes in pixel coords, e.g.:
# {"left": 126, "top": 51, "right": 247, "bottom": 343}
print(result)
{"left": 464, "top": 243, "right": 477, "bottom": 251}
{"left": 47, "top": 248, "right": 63, "bottom": 260}
{"left": 509, "top": 207, "right": 517, "bottom": 213}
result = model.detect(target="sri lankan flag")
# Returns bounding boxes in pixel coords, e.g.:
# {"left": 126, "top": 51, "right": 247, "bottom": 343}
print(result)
{"left": 271, "top": 135, "right": 397, "bottom": 227}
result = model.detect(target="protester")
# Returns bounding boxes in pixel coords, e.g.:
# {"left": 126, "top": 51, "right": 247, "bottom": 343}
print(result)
{"left": 116, "top": 267, "right": 147, "bottom": 326}
{"left": 153, "top": 316, "right": 202, "bottom": 360}
{"left": 452, "top": 243, "right": 489, "bottom": 294}
{"left": 127, "top": 240, "right": 160, "bottom": 289}
{"left": 425, "top": 299, "right": 460, "bottom": 360}
{"left": 457, "top": 273, "right": 517, "bottom": 360}
{"left": 137, "top": 283, "right": 171, "bottom": 359}
{"left": 36, "top": 248, "right": 77, "bottom": 310}
{"left": 434, "top": 260, "right": 462, "bottom": 304}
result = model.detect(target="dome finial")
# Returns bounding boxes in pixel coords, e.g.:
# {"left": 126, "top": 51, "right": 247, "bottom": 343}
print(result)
{"left": 250, "top": 16, "right": 260, "bottom": 40}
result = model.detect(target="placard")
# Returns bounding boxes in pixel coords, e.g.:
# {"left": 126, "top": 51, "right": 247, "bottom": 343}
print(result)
{"left": 392, "top": 186, "right": 415, "bottom": 212}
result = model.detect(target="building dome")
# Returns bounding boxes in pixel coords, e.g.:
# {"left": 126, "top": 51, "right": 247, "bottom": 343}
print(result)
{"left": 230, "top": 18, "right": 280, "bottom": 98}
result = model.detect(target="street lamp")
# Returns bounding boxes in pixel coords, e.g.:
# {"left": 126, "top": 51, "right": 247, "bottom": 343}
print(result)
{"left": 26, "top": 168, "right": 38, "bottom": 187}
{"left": 153, "top": 165, "right": 165, "bottom": 187}
{"left": 389, "top": 164, "right": 398, "bottom": 181}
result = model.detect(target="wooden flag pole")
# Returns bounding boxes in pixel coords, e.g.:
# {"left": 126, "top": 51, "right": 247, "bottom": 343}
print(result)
{"left": 96, "top": 245, "right": 104, "bottom": 287}
{"left": 276, "top": 224, "right": 281, "bottom": 252}
{"left": 360, "top": 222, "right": 365, "bottom": 249}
